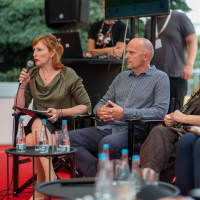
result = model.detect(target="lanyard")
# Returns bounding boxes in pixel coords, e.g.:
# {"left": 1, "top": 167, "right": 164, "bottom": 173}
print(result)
{"left": 156, "top": 9, "right": 172, "bottom": 38}
{"left": 96, "top": 20, "right": 117, "bottom": 46}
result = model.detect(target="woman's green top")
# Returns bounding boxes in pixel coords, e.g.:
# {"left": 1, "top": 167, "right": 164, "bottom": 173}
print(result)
{"left": 24, "top": 66, "right": 91, "bottom": 114}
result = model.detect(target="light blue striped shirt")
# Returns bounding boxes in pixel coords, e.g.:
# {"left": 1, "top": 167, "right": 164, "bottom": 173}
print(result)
{"left": 93, "top": 66, "right": 170, "bottom": 133}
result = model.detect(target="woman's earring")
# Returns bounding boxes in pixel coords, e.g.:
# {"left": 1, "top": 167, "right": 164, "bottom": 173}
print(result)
{"left": 49, "top": 57, "right": 52, "bottom": 62}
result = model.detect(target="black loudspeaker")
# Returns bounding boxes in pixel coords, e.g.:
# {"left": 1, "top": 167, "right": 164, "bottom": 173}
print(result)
{"left": 45, "top": 0, "right": 90, "bottom": 30}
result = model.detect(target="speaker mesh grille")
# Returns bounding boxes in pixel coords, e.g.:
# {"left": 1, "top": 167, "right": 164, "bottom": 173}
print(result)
{"left": 48, "top": 0, "right": 78, "bottom": 23}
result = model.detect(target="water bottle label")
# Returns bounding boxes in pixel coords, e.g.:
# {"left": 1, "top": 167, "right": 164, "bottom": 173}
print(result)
{"left": 16, "top": 143, "right": 26, "bottom": 151}
{"left": 21, "top": 143, "right": 26, "bottom": 151}
{"left": 39, "top": 145, "right": 49, "bottom": 152}
{"left": 60, "top": 145, "right": 70, "bottom": 152}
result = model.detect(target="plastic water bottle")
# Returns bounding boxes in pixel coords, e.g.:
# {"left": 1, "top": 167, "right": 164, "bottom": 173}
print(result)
{"left": 94, "top": 153, "right": 112, "bottom": 200}
{"left": 129, "top": 155, "right": 142, "bottom": 194}
{"left": 60, "top": 120, "right": 70, "bottom": 152}
{"left": 102, "top": 144, "right": 110, "bottom": 161}
{"left": 16, "top": 118, "right": 26, "bottom": 152}
{"left": 120, "top": 149, "right": 130, "bottom": 181}
{"left": 39, "top": 119, "right": 49, "bottom": 153}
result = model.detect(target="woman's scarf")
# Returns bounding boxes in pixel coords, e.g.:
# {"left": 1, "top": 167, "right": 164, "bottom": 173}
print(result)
{"left": 170, "top": 83, "right": 200, "bottom": 136}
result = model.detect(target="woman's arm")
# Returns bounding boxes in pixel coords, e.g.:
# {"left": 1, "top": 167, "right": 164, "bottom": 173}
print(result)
{"left": 171, "top": 110, "right": 200, "bottom": 126}
{"left": 14, "top": 68, "right": 30, "bottom": 108}
{"left": 47, "top": 69, "right": 91, "bottom": 123}
{"left": 14, "top": 86, "right": 26, "bottom": 108}
{"left": 47, "top": 105, "right": 88, "bottom": 123}
{"left": 61, "top": 105, "right": 87, "bottom": 115}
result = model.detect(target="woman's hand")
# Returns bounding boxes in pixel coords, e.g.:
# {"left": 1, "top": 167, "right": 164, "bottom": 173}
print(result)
{"left": 164, "top": 114, "right": 177, "bottom": 127}
{"left": 19, "top": 68, "right": 30, "bottom": 87}
{"left": 171, "top": 110, "right": 186, "bottom": 124}
{"left": 47, "top": 108, "right": 61, "bottom": 123}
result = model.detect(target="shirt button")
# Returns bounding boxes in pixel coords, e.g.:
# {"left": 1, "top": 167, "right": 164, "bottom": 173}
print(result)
{"left": 127, "top": 99, "right": 129, "bottom": 101}
{"left": 131, "top": 88, "right": 133, "bottom": 89}
{"left": 137, "top": 78, "right": 138, "bottom": 80}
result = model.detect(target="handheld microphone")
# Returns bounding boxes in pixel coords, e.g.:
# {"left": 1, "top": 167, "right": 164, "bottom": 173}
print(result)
{"left": 19, "top": 60, "right": 34, "bottom": 86}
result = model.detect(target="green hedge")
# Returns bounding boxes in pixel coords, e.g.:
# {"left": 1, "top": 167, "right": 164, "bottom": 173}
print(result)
{"left": 0, "top": 68, "right": 21, "bottom": 82}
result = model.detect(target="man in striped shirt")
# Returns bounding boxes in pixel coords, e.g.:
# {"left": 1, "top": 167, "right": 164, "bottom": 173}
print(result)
{"left": 68, "top": 38, "right": 170, "bottom": 177}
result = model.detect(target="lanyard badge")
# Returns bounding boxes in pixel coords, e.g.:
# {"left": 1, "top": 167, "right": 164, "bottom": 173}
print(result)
{"left": 96, "top": 20, "right": 116, "bottom": 47}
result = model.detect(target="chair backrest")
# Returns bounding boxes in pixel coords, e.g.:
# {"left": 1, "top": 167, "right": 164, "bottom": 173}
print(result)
{"left": 168, "top": 97, "right": 175, "bottom": 114}
{"left": 89, "top": 94, "right": 100, "bottom": 111}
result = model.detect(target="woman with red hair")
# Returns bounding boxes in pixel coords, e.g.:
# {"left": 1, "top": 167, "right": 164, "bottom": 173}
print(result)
{"left": 14, "top": 33, "right": 91, "bottom": 200}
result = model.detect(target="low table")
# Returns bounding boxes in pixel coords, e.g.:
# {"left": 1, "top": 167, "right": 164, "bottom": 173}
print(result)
{"left": 35, "top": 177, "right": 180, "bottom": 200}
{"left": 5, "top": 146, "right": 77, "bottom": 200}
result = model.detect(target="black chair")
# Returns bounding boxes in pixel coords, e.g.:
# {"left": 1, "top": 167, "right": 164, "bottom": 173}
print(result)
{"left": 126, "top": 98, "right": 175, "bottom": 166}
{"left": 11, "top": 94, "right": 100, "bottom": 197}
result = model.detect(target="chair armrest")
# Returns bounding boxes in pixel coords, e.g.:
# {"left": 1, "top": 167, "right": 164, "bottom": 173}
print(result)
{"left": 140, "top": 119, "right": 165, "bottom": 125}
{"left": 77, "top": 114, "right": 101, "bottom": 121}
{"left": 126, "top": 119, "right": 143, "bottom": 123}
{"left": 77, "top": 114, "right": 95, "bottom": 119}
{"left": 12, "top": 112, "right": 27, "bottom": 117}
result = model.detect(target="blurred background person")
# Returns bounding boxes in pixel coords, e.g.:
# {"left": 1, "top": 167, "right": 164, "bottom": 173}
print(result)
{"left": 144, "top": 9, "right": 198, "bottom": 110}
{"left": 84, "top": 0, "right": 130, "bottom": 59}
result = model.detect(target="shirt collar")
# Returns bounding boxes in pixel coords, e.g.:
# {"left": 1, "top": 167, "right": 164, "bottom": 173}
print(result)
{"left": 129, "top": 65, "right": 156, "bottom": 77}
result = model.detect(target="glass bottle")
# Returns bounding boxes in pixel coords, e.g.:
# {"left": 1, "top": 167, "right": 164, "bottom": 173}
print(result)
{"left": 102, "top": 144, "right": 110, "bottom": 161}
{"left": 120, "top": 149, "right": 130, "bottom": 181}
{"left": 94, "top": 153, "right": 112, "bottom": 200}
{"left": 60, "top": 120, "right": 70, "bottom": 152}
{"left": 16, "top": 117, "right": 26, "bottom": 152}
{"left": 129, "top": 155, "right": 142, "bottom": 193}
{"left": 39, "top": 119, "right": 49, "bottom": 153}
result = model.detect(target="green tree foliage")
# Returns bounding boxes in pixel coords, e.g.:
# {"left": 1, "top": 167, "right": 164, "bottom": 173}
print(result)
{"left": 170, "top": 0, "right": 191, "bottom": 12}
{"left": 0, "top": 0, "right": 105, "bottom": 77}
{"left": 0, "top": 0, "right": 195, "bottom": 81}
{"left": 0, "top": 0, "right": 53, "bottom": 73}
{"left": 0, "top": 68, "right": 21, "bottom": 82}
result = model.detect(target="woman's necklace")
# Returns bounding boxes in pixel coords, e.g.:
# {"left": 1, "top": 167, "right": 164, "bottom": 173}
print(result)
{"left": 41, "top": 69, "right": 55, "bottom": 82}
{"left": 44, "top": 73, "right": 54, "bottom": 81}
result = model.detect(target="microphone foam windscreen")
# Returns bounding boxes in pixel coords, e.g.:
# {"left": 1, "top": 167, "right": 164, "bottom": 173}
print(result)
{"left": 27, "top": 60, "right": 34, "bottom": 67}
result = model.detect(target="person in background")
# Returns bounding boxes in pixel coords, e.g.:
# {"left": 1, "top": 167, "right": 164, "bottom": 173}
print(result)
{"left": 144, "top": 9, "right": 198, "bottom": 110}
{"left": 14, "top": 33, "right": 91, "bottom": 200}
{"left": 69, "top": 38, "right": 170, "bottom": 177}
{"left": 84, "top": 0, "right": 129, "bottom": 59}
{"left": 140, "top": 83, "right": 200, "bottom": 184}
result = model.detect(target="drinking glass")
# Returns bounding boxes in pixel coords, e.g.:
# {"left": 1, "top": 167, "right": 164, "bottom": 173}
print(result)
{"left": 51, "top": 133, "right": 55, "bottom": 153}
{"left": 143, "top": 169, "right": 160, "bottom": 186}
{"left": 35, "top": 130, "right": 39, "bottom": 151}
{"left": 54, "top": 131, "right": 62, "bottom": 153}
{"left": 116, "top": 181, "right": 136, "bottom": 200}
{"left": 111, "top": 159, "right": 130, "bottom": 186}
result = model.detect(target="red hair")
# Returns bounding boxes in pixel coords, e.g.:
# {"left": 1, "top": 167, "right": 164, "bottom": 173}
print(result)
{"left": 31, "top": 33, "right": 64, "bottom": 70}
